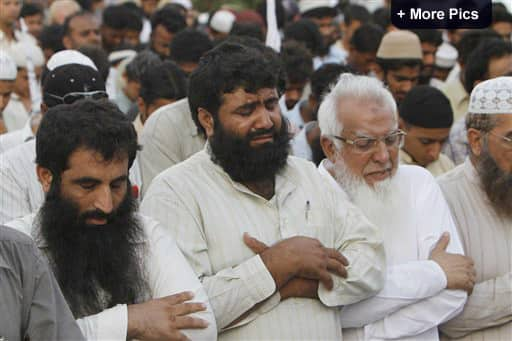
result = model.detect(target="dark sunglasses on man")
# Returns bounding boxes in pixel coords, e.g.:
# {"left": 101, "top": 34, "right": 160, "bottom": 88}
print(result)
{"left": 44, "top": 90, "right": 108, "bottom": 105}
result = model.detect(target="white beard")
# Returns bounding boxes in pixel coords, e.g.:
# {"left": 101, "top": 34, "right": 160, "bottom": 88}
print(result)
{"left": 332, "top": 157, "right": 401, "bottom": 224}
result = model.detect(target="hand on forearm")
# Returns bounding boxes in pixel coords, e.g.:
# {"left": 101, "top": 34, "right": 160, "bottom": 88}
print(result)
{"left": 280, "top": 278, "right": 319, "bottom": 301}
{"left": 244, "top": 234, "right": 349, "bottom": 291}
{"left": 127, "top": 291, "right": 208, "bottom": 340}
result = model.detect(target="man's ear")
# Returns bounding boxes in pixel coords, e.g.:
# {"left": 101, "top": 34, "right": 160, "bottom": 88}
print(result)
{"left": 136, "top": 97, "right": 146, "bottom": 117}
{"left": 62, "top": 35, "right": 72, "bottom": 49}
{"left": 197, "top": 107, "right": 214, "bottom": 137}
{"left": 320, "top": 136, "right": 337, "bottom": 163}
{"left": 40, "top": 102, "right": 48, "bottom": 114}
{"left": 467, "top": 128, "right": 484, "bottom": 157}
{"left": 398, "top": 117, "right": 406, "bottom": 130}
{"left": 36, "top": 166, "right": 53, "bottom": 193}
{"left": 374, "top": 64, "right": 384, "bottom": 81}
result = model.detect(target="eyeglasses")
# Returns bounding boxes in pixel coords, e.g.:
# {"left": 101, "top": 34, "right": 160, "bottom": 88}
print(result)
{"left": 45, "top": 90, "right": 108, "bottom": 105}
{"left": 489, "top": 131, "right": 512, "bottom": 148}
{"left": 332, "top": 129, "right": 407, "bottom": 154}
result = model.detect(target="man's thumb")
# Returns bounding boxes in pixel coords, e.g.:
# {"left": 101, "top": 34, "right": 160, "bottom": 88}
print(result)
{"left": 434, "top": 232, "right": 450, "bottom": 252}
{"left": 243, "top": 232, "right": 268, "bottom": 253}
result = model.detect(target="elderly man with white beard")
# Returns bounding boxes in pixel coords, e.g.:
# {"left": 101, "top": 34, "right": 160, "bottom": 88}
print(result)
{"left": 437, "top": 77, "right": 512, "bottom": 341}
{"left": 317, "top": 73, "right": 474, "bottom": 341}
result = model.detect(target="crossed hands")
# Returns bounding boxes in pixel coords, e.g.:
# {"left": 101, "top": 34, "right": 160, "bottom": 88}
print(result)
{"left": 243, "top": 233, "right": 349, "bottom": 301}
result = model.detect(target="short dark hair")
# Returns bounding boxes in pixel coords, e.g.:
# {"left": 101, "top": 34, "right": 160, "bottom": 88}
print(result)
{"left": 456, "top": 29, "right": 501, "bottom": 65}
{"left": 36, "top": 99, "right": 139, "bottom": 176}
{"left": 492, "top": 4, "right": 512, "bottom": 24}
{"left": 350, "top": 24, "right": 384, "bottom": 53}
{"left": 464, "top": 39, "right": 512, "bottom": 93}
{"left": 302, "top": 6, "right": 337, "bottom": 19}
{"left": 62, "top": 11, "right": 94, "bottom": 37}
{"left": 410, "top": 29, "right": 443, "bottom": 47}
{"left": 125, "top": 50, "right": 162, "bottom": 82}
{"left": 230, "top": 22, "right": 265, "bottom": 42}
{"left": 310, "top": 63, "right": 352, "bottom": 101}
{"left": 102, "top": 4, "right": 143, "bottom": 32}
{"left": 376, "top": 58, "right": 422, "bottom": 72}
{"left": 281, "top": 40, "right": 313, "bottom": 84}
{"left": 139, "top": 61, "right": 187, "bottom": 105}
{"left": 78, "top": 45, "right": 110, "bottom": 82}
{"left": 283, "top": 19, "right": 324, "bottom": 56}
{"left": 372, "top": 7, "right": 391, "bottom": 32}
{"left": 20, "top": 3, "right": 43, "bottom": 18}
{"left": 170, "top": 29, "right": 213, "bottom": 63}
{"left": 150, "top": 5, "right": 186, "bottom": 34}
{"left": 40, "top": 24, "right": 65, "bottom": 54}
{"left": 188, "top": 41, "right": 283, "bottom": 136}
{"left": 343, "top": 4, "right": 370, "bottom": 26}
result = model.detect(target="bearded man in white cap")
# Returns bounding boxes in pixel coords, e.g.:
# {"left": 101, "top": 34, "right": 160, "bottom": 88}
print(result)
{"left": 438, "top": 76, "right": 512, "bottom": 340}
{"left": 318, "top": 73, "right": 473, "bottom": 341}
{"left": 0, "top": 50, "right": 17, "bottom": 134}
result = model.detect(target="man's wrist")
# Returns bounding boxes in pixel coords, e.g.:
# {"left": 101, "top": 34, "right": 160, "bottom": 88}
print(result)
{"left": 127, "top": 304, "right": 143, "bottom": 339}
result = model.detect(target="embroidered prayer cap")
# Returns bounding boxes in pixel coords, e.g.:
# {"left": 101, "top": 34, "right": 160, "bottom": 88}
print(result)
{"left": 0, "top": 50, "right": 17, "bottom": 80}
{"left": 46, "top": 50, "right": 97, "bottom": 71}
{"left": 377, "top": 30, "right": 423, "bottom": 60}
{"left": 435, "top": 43, "right": 458, "bottom": 69}
{"left": 468, "top": 76, "right": 512, "bottom": 114}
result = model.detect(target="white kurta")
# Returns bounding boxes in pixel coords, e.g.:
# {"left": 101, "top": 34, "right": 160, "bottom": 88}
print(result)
{"left": 0, "top": 117, "right": 34, "bottom": 154}
{"left": 5, "top": 213, "right": 217, "bottom": 340}
{"left": 438, "top": 159, "right": 512, "bottom": 340}
{"left": 141, "top": 149, "right": 386, "bottom": 340}
{"left": 2, "top": 93, "right": 29, "bottom": 132}
{"left": 0, "top": 140, "right": 143, "bottom": 224}
{"left": 138, "top": 98, "right": 205, "bottom": 196}
{"left": 319, "top": 161, "right": 467, "bottom": 341}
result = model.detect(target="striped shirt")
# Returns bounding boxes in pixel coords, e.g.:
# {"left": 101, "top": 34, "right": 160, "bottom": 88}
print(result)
{"left": 438, "top": 159, "right": 512, "bottom": 340}
{"left": 141, "top": 148, "right": 386, "bottom": 340}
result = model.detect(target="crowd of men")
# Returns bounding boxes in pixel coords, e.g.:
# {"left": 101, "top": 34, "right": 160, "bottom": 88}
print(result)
{"left": 0, "top": 0, "right": 511, "bottom": 340}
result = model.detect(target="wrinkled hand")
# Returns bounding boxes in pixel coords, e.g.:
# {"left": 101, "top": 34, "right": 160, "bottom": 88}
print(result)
{"left": 127, "top": 291, "right": 209, "bottom": 341}
{"left": 430, "top": 232, "right": 476, "bottom": 294}
{"left": 244, "top": 233, "right": 349, "bottom": 290}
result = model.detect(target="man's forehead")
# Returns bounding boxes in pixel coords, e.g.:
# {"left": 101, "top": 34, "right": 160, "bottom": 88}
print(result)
{"left": 389, "top": 66, "right": 420, "bottom": 76}
{"left": 222, "top": 87, "right": 278, "bottom": 103}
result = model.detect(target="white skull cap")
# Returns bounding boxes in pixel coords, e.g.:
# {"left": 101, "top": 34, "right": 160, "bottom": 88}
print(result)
{"left": 46, "top": 50, "right": 97, "bottom": 71}
{"left": 468, "top": 76, "right": 512, "bottom": 114}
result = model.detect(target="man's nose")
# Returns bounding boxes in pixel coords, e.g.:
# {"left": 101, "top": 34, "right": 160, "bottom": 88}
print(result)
{"left": 93, "top": 186, "right": 114, "bottom": 214}
{"left": 371, "top": 140, "right": 391, "bottom": 164}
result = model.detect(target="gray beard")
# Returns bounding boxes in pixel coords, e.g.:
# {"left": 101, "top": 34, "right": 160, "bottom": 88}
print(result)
{"left": 476, "top": 148, "right": 512, "bottom": 219}
{"left": 330, "top": 157, "right": 400, "bottom": 224}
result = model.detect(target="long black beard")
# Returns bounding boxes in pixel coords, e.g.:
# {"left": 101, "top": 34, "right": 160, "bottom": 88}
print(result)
{"left": 477, "top": 149, "right": 512, "bottom": 219}
{"left": 39, "top": 181, "right": 148, "bottom": 318}
{"left": 209, "top": 116, "right": 291, "bottom": 183}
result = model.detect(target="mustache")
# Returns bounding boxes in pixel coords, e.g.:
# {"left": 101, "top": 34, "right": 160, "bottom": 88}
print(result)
{"left": 80, "top": 209, "right": 114, "bottom": 223}
{"left": 247, "top": 127, "right": 275, "bottom": 140}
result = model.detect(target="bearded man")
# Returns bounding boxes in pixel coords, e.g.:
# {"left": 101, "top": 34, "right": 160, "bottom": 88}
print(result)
{"left": 5, "top": 99, "right": 217, "bottom": 340}
{"left": 140, "top": 41, "right": 386, "bottom": 340}
{"left": 317, "top": 73, "right": 473, "bottom": 341}
{"left": 438, "top": 76, "right": 512, "bottom": 340}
